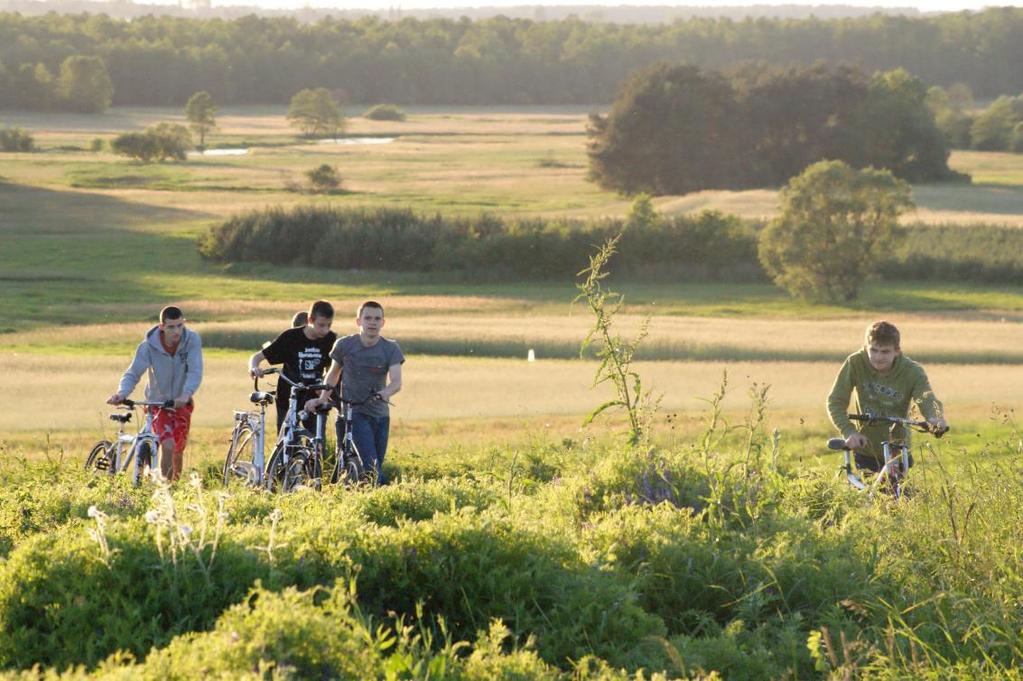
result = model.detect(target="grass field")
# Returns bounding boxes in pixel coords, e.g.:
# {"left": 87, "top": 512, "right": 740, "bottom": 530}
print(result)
{"left": 2, "top": 107, "right": 1022, "bottom": 432}
{"left": 3, "top": 106, "right": 1023, "bottom": 678}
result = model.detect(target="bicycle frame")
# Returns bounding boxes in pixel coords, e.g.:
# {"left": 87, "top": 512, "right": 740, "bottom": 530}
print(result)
{"left": 264, "top": 370, "right": 329, "bottom": 491}
{"left": 103, "top": 399, "right": 173, "bottom": 484}
{"left": 225, "top": 374, "right": 274, "bottom": 485}
{"left": 829, "top": 412, "right": 945, "bottom": 499}
{"left": 331, "top": 394, "right": 391, "bottom": 485}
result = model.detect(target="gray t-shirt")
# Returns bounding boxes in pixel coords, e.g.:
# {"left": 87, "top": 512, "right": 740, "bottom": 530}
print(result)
{"left": 330, "top": 334, "right": 405, "bottom": 417}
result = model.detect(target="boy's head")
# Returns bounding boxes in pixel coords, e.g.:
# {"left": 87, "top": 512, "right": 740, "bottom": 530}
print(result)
{"left": 357, "top": 301, "right": 385, "bottom": 337}
{"left": 306, "top": 300, "right": 334, "bottom": 339}
{"left": 159, "top": 306, "right": 186, "bottom": 344}
{"left": 864, "top": 321, "right": 901, "bottom": 373}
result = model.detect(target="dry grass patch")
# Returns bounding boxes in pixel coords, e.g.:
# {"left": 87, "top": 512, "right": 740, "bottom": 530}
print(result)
{"left": 2, "top": 351, "right": 1020, "bottom": 432}
{"left": 10, "top": 313, "right": 1023, "bottom": 364}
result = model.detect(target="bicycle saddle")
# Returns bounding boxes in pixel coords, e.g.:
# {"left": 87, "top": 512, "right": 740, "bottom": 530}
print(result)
{"left": 250, "top": 391, "right": 274, "bottom": 405}
{"left": 109, "top": 413, "right": 133, "bottom": 423}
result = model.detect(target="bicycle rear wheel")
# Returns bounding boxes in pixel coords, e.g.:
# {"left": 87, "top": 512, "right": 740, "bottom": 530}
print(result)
{"left": 85, "top": 440, "right": 114, "bottom": 475}
{"left": 223, "top": 424, "right": 257, "bottom": 486}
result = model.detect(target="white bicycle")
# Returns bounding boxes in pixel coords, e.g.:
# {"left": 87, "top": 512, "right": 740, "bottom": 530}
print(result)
{"left": 86, "top": 398, "right": 176, "bottom": 486}
{"left": 828, "top": 412, "right": 948, "bottom": 499}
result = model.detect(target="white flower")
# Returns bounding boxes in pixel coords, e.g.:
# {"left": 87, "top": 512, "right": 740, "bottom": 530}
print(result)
{"left": 178, "top": 525, "right": 193, "bottom": 537}
{"left": 87, "top": 505, "right": 100, "bottom": 518}
{"left": 144, "top": 510, "right": 160, "bottom": 524}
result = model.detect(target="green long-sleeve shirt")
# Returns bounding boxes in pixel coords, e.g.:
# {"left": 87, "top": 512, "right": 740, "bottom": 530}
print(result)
{"left": 826, "top": 350, "right": 943, "bottom": 460}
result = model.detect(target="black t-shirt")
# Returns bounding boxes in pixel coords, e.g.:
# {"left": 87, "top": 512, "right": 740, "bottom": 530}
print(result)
{"left": 262, "top": 327, "right": 337, "bottom": 408}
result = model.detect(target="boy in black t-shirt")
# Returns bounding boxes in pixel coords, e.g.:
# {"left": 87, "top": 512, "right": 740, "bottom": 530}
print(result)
{"left": 249, "top": 300, "right": 337, "bottom": 432}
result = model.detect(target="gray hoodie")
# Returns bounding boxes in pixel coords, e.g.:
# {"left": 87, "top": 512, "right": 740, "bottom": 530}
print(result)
{"left": 117, "top": 325, "right": 204, "bottom": 403}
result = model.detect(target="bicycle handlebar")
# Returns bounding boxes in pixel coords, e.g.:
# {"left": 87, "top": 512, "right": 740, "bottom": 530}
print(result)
{"left": 122, "top": 398, "right": 175, "bottom": 409}
{"left": 847, "top": 413, "right": 948, "bottom": 437}
{"left": 271, "top": 370, "right": 329, "bottom": 393}
{"left": 338, "top": 393, "right": 394, "bottom": 407}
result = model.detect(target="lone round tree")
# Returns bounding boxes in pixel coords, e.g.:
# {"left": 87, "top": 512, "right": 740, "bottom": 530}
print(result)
{"left": 757, "top": 160, "right": 913, "bottom": 302}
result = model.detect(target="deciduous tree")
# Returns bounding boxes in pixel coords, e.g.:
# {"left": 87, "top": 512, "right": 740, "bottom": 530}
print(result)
{"left": 287, "top": 88, "right": 344, "bottom": 138}
{"left": 758, "top": 160, "right": 913, "bottom": 302}
{"left": 185, "top": 91, "right": 217, "bottom": 148}
{"left": 587, "top": 63, "right": 746, "bottom": 195}
{"left": 57, "top": 55, "right": 113, "bottom": 113}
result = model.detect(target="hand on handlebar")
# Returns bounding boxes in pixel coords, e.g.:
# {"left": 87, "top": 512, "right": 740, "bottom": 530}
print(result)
{"left": 107, "top": 393, "right": 124, "bottom": 405}
{"left": 928, "top": 417, "right": 949, "bottom": 437}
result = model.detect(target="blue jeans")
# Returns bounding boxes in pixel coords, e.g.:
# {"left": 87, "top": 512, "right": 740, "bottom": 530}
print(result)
{"left": 347, "top": 413, "right": 390, "bottom": 485}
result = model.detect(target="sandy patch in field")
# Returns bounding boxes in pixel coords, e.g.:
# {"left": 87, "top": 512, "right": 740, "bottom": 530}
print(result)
{"left": 2, "top": 352, "right": 1019, "bottom": 432}
{"left": 9, "top": 314, "right": 1023, "bottom": 363}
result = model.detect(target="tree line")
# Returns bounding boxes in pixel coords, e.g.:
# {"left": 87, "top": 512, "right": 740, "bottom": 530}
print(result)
{"left": 2, "top": 9, "right": 1023, "bottom": 110}
{"left": 588, "top": 63, "right": 959, "bottom": 195}
{"left": 198, "top": 195, "right": 1023, "bottom": 301}
{"left": 927, "top": 86, "right": 1023, "bottom": 153}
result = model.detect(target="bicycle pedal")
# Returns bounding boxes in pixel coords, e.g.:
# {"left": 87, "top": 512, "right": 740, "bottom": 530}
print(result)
{"left": 95, "top": 456, "right": 110, "bottom": 471}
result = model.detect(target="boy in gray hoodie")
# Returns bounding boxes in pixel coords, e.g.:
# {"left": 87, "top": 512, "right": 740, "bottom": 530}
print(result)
{"left": 108, "top": 306, "right": 204, "bottom": 480}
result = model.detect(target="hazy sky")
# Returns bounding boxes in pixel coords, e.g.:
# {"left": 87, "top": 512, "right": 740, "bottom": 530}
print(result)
{"left": 197, "top": 0, "right": 1013, "bottom": 12}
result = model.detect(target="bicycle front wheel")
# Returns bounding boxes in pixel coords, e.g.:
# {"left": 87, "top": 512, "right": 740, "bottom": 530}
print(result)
{"left": 223, "top": 424, "right": 257, "bottom": 486}
{"left": 265, "top": 445, "right": 312, "bottom": 494}
{"left": 331, "top": 444, "right": 365, "bottom": 486}
{"left": 307, "top": 444, "right": 324, "bottom": 491}
{"left": 85, "top": 440, "right": 114, "bottom": 475}
{"left": 134, "top": 441, "right": 158, "bottom": 486}
{"left": 266, "top": 447, "right": 312, "bottom": 494}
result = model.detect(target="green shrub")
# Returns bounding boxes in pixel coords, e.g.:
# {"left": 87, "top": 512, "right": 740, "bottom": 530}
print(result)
{"left": 304, "top": 163, "right": 341, "bottom": 192}
{"left": 197, "top": 205, "right": 759, "bottom": 281}
{"left": 5, "top": 430, "right": 1023, "bottom": 678}
{"left": 363, "top": 103, "right": 407, "bottom": 121}
{"left": 111, "top": 123, "right": 190, "bottom": 162}
{"left": 883, "top": 222, "right": 1023, "bottom": 283}
{"left": 0, "top": 127, "right": 34, "bottom": 152}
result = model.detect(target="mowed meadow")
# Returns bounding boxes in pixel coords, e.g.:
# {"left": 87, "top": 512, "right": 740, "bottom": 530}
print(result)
{"left": 2, "top": 107, "right": 1023, "bottom": 436}
{"left": 2, "top": 106, "right": 1023, "bottom": 678}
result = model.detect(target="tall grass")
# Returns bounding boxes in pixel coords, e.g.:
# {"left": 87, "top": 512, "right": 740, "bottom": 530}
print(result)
{"left": 1, "top": 407, "right": 1023, "bottom": 678}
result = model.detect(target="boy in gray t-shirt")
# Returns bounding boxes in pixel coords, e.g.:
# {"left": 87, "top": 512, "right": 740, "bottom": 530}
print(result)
{"left": 306, "top": 301, "right": 404, "bottom": 484}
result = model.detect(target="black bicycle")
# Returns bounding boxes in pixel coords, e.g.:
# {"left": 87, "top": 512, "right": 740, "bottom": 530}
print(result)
{"left": 329, "top": 394, "right": 393, "bottom": 486}
{"left": 263, "top": 371, "right": 332, "bottom": 493}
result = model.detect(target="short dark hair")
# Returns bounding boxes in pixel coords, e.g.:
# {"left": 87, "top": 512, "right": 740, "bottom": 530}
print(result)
{"left": 357, "top": 300, "right": 384, "bottom": 318}
{"left": 292, "top": 311, "right": 308, "bottom": 327}
{"left": 308, "top": 300, "right": 334, "bottom": 321}
{"left": 866, "top": 321, "right": 900, "bottom": 348}
{"left": 160, "top": 305, "right": 184, "bottom": 323}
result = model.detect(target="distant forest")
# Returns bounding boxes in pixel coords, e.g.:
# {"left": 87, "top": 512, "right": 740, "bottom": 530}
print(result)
{"left": 0, "top": 0, "right": 926, "bottom": 23}
{"left": 1, "top": 8, "right": 1021, "bottom": 109}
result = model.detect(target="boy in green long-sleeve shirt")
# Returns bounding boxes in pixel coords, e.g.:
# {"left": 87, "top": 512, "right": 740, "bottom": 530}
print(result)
{"left": 827, "top": 321, "right": 948, "bottom": 472}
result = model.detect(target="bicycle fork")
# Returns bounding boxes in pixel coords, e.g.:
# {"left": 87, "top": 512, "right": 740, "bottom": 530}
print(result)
{"left": 252, "top": 410, "right": 266, "bottom": 484}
